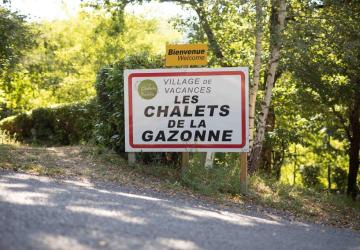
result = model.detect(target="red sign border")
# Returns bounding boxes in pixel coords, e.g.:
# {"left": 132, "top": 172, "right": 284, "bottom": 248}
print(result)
{"left": 128, "top": 70, "right": 247, "bottom": 149}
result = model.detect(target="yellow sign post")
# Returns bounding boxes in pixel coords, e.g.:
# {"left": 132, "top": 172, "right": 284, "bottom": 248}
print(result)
{"left": 165, "top": 43, "right": 208, "bottom": 67}
{"left": 165, "top": 43, "right": 208, "bottom": 177}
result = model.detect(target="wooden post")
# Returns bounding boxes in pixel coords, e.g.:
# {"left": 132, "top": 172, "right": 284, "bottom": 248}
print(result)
{"left": 240, "top": 153, "right": 248, "bottom": 194}
{"left": 200, "top": 152, "right": 207, "bottom": 166}
{"left": 128, "top": 152, "right": 136, "bottom": 166}
{"left": 181, "top": 152, "right": 190, "bottom": 168}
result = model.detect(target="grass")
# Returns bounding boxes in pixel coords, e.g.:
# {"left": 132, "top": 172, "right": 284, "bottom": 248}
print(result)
{"left": 0, "top": 130, "right": 20, "bottom": 146}
{"left": 182, "top": 156, "right": 241, "bottom": 196}
{"left": 1, "top": 142, "right": 359, "bottom": 230}
{"left": 243, "top": 174, "right": 360, "bottom": 229}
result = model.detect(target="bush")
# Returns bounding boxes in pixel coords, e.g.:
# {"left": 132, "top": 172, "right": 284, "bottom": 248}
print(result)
{"left": 94, "top": 53, "right": 163, "bottom": 153}
{"left": 0, "top": 100, "right": 96, "bottom": 145}
{"left": 301, "top": 165, "right": 322, "bottom": 188}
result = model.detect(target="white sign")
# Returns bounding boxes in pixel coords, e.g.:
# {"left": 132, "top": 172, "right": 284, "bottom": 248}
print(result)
{"left": 124, "top": 67, "right": 249, "bottom": 152}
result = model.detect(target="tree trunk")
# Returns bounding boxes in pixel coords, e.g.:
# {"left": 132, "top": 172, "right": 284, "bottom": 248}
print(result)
{"left": 193, "top": 5, "right": 224, "bottom": 62}
{"left": 347, "top": 93, "right": 360, "bottom": 199}
{"left": 249, "top": 0, "right": 263, "bottom": 149}
{"left": 249, "top": 0, "right": 286, "bottom": 172}
{"left": 347, "top": 136, "right": 360, "bottom": 199}
{"left": 261, "top": 105, "right": 275, "bottom": 172}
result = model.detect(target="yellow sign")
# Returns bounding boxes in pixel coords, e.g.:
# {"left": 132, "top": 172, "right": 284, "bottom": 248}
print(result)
{"left": 165, "top": 44, "right": 208, "bottom": 66}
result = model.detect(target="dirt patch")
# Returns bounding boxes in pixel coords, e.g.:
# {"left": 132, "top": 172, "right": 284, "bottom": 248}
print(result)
{"left": 0, "top": 144, "right": 175, "bottom": 191}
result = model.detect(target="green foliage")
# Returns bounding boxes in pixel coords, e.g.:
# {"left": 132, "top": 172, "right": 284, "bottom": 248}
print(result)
{"left": 332, "top": 167, "right": 347, "bottom": 193}
{"left": 0, "top": 100, "right": 96, "bottom": 145}
{"left": 0, "top": 7, "right": 37, "bottom": 118}
{"left": 283, "top": 1, "right": 360, "bottom": 195}
{"left": 172, "top": 0, "right": 259, "bottom": 67}
{"left": 283, "top": 2, "right": 360, "bottom": 136}
{"left": 94, "top": 53, "right": 163, "bottom": 152}
{"left": 0, "top": 9, "right": 181, "bottom": 117}
{"left": 301, "top": 165, "right": 322, "bottom": 189}
{"left": 0, "top": 7, "right": 36, "bottom": 75}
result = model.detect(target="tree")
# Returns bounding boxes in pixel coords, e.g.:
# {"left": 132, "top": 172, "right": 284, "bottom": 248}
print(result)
{"left": 249, "top": 0, "right": 264, "bottom": 150}
{"left": 284, "top": 0, "right": 360, "bottom": 198}
{"left": 249, "top": 0, "right": 287, "bottom": 172}
{"left": 0, "top": 7, "right": 181, "bottom": 115}
{"left": 93, "top": 0, "right": 289, "bottom": 173}
{"left": 0, "top": 6, "right": 37, "bottom": 117}
{"left": 0, "top": 7, "right": 35, "bottom": 76}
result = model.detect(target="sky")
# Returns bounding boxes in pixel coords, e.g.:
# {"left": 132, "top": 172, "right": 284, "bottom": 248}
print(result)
{"left": 6, "top": 0, "right": 189, "bottom": 21}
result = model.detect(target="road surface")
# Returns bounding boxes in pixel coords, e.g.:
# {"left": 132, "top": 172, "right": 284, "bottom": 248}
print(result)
{"left": 0, "top": 171, "right": 359, "bottom": 250}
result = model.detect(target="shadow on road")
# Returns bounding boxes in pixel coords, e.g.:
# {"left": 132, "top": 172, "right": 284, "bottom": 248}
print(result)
{"left": 0, "top": 171, "right": 359, "bottom": 250}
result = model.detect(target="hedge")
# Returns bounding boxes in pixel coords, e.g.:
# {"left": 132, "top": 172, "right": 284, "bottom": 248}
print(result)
{"left": 0, "top": 100, "right": 96, "bottom": 145}
{"left": 94, "top": 53, "right": 163, "bottom": 153}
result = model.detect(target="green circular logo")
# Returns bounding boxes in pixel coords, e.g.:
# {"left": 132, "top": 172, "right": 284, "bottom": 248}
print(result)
{"left": 138, "top": 79, "right": 157, "bottom": 100}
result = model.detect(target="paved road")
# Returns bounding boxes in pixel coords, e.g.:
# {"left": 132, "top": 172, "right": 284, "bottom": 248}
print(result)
{"left": 0, "top": 171, "right": 359, "bottom": 250}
